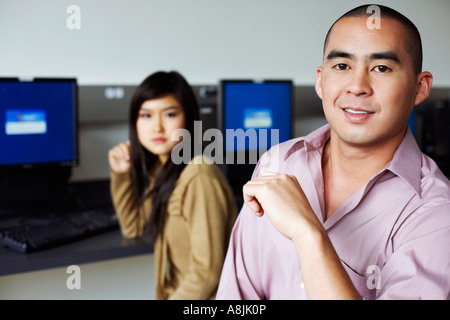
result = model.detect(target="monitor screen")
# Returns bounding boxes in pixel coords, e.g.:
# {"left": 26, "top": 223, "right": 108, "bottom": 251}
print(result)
{"left": 221, "top": 80, "right": 293, "bottom": 155}
{"left": 0, "top": 78, "right": 78, "bottom": 168}
{"left": 408, "top": 108, "right": 416, "bottom": 137}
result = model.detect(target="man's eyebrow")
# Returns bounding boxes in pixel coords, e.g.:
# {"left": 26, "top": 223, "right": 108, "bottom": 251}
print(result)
{"left": 326, "top": 50, "right": 401, "bottom": 64}
{"left": 369, "top": 51, "right": 400, "bottom": 63}
{"left": 326, "top": 50, "right": 354, "bottom": 60}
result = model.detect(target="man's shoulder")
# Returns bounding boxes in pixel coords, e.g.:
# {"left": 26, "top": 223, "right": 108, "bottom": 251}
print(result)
{"left": 253, "top": 137, "right": 305, "bottom": 175}
{"left": 396, "top": 154, "right": 450, "bottom": 238}
{"left": 419, "top": 154, "right": 450, "bottom": 204}
{"left": 261, "top": 124, "right": 330, "bottom": 159}
{"left": 267, "top": 136, "right": 306, "bottom": 155}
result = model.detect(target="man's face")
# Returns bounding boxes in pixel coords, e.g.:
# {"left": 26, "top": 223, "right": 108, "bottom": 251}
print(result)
{"left": 316, "top": 17, "right": 427, "bottom": 149}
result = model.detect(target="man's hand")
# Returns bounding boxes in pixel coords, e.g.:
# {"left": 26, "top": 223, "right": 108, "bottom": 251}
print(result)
{"left": 108, "top": 141, "right": 131, "bottom": 174}
{"left": 243, "top": 172, "right": 362, "bottom": 299}
{"left": 242, "top": 172, "right": 321, "bottom": 241}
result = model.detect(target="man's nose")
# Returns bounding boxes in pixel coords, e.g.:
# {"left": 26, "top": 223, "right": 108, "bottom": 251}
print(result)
{"left": 345, "top": 68, "right": 374, "bottom": 96}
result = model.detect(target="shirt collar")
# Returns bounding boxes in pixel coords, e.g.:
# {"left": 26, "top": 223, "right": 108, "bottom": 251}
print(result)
{"left": 385, "top": 127, "right": 422, "bottom": 197}
{"left": 284, "top": 124, "right": 331, "bottom": 159}
{"left": 285, "top": 124, "right": 422, "bottom": 197}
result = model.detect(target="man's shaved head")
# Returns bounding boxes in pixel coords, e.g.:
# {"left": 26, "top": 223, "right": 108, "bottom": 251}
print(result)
{"left": 323, "top": 4, "right": 423, "bottom": 74}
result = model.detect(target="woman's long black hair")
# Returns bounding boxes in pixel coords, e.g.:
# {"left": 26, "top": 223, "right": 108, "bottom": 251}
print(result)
{"left": 128, "top": 71, "right": 200, "bottom": 241}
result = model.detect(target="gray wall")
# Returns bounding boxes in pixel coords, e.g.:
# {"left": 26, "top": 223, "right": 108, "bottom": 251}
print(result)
{"left": 1, "top": 0, "right": 449, "bottom": 182}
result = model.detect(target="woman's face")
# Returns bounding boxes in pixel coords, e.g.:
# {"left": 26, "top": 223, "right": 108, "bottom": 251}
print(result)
{"left": 136, "top": 94, "right": 186, "bottom": 164}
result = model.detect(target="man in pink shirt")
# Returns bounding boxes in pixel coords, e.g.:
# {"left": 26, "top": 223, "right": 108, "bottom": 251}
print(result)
{"left": 217, "top": 4, "right": 450, "bottom": 300}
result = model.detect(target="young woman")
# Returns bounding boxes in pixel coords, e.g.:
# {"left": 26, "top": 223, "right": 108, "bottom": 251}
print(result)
{"left": 108, "top": 71, "right": 238, "bottom": 300}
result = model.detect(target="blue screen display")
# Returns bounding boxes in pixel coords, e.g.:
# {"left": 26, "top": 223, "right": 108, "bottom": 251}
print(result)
{"left": 408, "top": 108, "right": 416, "bottom": 137}
{"left": 223, "top": 81, "right": 292, "bottom": 152}
{"left": 0, "top": 79, "right": 78, "bottom": 167}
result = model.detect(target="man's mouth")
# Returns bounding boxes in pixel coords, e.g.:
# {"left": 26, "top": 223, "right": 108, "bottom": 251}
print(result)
{"left": 343, "top": 108, "right": 374, "bottom": 114}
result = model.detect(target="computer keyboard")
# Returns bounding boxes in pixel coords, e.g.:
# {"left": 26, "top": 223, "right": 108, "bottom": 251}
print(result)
{"left": 0, "top": 207, "right": 119, "bottom": 253}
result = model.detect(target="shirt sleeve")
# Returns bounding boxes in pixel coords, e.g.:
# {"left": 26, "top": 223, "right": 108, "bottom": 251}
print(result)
{"left": 110, "top": 171, "right": 147, "bottom": 238}
{"left": 216, "top": 156, "right": 269, "bottom": 300}
{"left": 216, "top": 204, "right": 266, "bottom": 300}
{"left": 168, "top": 170, "right": 237, "bottom": 300}
{"left": 377, "top": 204, "right": 450, "bottom": 300}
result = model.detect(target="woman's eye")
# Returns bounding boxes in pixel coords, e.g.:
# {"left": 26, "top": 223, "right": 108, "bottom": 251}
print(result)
{"left": 166, "top": 112, "right": 178, "bottom": 118}
{"left": 374, "top": 65, "right": 391, "bottom": 73}
{"left": 333, "top": 63, "right": 350, "bottom": 71}
{"left": 139, "top": 113, "right": 151, "bottom": 118}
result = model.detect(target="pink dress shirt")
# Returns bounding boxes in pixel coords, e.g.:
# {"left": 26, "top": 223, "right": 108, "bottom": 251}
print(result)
{"left": 217, "top": 124, "right": 450, "bottom": 300}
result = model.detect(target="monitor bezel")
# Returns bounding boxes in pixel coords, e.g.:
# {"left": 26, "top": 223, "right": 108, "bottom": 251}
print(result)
{"left": 0, "top": 77, "right": 79, "bottom": 169}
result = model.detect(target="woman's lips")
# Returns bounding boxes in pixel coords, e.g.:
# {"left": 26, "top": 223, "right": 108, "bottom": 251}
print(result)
{"left": 152, "top": 137, "right": 167, "bottom": 143}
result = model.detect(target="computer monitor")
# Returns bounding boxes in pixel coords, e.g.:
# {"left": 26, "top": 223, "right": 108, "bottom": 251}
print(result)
{"left": 0, "top": 78, "right": 78, "bottom": 209}
{"left": 220, "top": 79, "right": 293, "bottom": 161}
{"left": 220, "top": 79, "right": 293, "bottom": 200}
{"left": 408, "top": 108, "right": 416, "bottom": 137}
{"left": 0, "top": 78, "right": 79, "bottom": 168}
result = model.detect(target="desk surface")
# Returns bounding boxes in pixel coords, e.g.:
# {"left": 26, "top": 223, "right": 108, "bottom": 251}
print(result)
{"left": 0, "top": 229, "right": 153, "bottom": 276}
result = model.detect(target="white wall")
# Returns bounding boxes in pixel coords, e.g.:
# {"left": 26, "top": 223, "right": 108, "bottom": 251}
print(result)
{"left": 0, "top": 0, "right": 449, "bottom": 86}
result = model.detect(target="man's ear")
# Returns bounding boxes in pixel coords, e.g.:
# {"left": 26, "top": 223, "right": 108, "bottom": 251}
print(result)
{"left": 414, "top": 71, "right": 433, "bottom": 106}
{"left": 315, "top": 67, "right": 323, "bottom": 99}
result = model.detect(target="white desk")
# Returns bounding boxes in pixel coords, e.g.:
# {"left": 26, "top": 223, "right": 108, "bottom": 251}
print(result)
{"left": 0, "top": 253, "right": 155, "bottom": 300}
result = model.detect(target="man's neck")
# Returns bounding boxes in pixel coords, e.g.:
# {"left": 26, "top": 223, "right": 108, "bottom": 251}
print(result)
{"left": 323, "top": 128, "right": 406, "bottom": 180}
{"left": 321, "top": 128, "right": 406, "bottom": 219}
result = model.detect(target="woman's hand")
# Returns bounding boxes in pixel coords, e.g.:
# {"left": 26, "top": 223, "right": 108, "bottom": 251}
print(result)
{"left": 108, "top": 141, "right": 131, "bottom": 174}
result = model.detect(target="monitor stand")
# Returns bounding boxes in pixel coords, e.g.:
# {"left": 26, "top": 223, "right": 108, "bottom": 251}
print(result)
{"left": 0, "top": 166, "right": 73, "bottom": 217}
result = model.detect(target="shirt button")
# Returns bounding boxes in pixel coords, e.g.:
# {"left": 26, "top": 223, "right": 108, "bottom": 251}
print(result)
{"left": 300, "top": 282, "right": 305, "bottom": 289}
